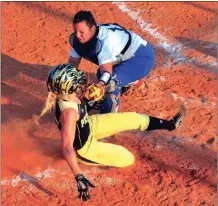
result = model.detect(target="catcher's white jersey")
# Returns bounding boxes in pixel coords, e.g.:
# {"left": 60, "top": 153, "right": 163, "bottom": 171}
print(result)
{"left": 70, "top": 24, "right": 147, "bottom": 66}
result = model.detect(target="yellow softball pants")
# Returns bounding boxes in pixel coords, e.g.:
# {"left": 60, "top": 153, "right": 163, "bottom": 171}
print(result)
{"left": 77, "top": 112, "right": 150, "bottom": 168}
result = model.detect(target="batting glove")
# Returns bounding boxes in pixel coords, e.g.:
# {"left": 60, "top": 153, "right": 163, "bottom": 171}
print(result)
{"left": 75, "top": 173, "right": 95, "bottom": 201}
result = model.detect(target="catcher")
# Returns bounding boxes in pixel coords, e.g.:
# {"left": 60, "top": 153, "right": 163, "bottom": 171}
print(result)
{"left": 69, "top": 10, "right": 156, "bottom": 114}
{"left": 38, "top": 63, "right": 185, "bottom": 202}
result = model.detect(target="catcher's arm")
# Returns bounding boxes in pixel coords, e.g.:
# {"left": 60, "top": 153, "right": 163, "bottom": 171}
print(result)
{"left": 98, "top": 62, "right": 112, "bottom": 85}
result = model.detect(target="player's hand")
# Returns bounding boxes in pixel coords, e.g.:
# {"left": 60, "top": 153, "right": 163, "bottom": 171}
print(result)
{"left": 75, "top": 174, "right": 95, "bottom": 201}
{"left": 85, "top": 82, "right": 105, "bottom": 102}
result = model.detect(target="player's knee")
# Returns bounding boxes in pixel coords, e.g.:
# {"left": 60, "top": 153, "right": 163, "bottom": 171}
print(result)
{"left": 116, "top": 151, "right": 135, "bottom": 168}
{"left": 127, "top": 152, "right": 135, "bottom": 165}
{"left": 139, "top": 114, "right": 150, "bottom": 131}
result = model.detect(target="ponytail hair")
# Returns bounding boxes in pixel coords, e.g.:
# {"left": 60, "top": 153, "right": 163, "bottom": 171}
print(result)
{"left": 34, "top": 92, "right": 58, "bottom": 125}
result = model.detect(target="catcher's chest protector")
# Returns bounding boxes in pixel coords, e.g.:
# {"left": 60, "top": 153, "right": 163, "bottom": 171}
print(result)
{"left": 69, "top": 33, "right": 100, "bottom": 65}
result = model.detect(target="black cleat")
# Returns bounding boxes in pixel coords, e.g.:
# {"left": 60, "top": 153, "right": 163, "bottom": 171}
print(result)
{"left": 120, "top": 85, "right": 131, "bottom": 95}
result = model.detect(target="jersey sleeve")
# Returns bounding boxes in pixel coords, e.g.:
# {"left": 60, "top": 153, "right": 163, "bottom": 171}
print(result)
{"left": 70, "top": 47, "right": 81, "bottom": 58}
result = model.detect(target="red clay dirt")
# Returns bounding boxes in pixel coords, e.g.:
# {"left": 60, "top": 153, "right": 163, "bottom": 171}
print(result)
{"left": 1, "top": 2, "right": 217, "bottom": 206}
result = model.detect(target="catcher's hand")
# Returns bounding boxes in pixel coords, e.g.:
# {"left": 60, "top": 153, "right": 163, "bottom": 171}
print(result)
{"left": 85, "top": 83, "right": 105, "bottom": 102}
{"left": 75, "top": 174, "right": 95, "bottom": 201}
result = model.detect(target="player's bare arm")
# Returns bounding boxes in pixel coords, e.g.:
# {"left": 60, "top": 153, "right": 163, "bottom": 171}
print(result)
{"left": 60, "top": 108, "right": 81, "bottom": 176}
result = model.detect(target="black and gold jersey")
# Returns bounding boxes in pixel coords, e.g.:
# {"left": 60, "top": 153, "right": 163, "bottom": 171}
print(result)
{"left": 55, "top": 99, "right": 90, "bottom": 150}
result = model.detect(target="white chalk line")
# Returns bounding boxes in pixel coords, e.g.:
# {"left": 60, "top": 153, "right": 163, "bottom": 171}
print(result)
{"left": 1, "top": 169, "right": 56, "bottom": 187}
{"left": 113, "top": 2, "right": 217, "bottom": 72}
{"left": 1, "top": 167, "right": 120, "bottom": 190}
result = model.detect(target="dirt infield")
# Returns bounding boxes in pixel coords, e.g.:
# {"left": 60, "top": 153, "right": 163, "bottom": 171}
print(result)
{"left": 2, "top": 2, "right": 217, "bottom": 206}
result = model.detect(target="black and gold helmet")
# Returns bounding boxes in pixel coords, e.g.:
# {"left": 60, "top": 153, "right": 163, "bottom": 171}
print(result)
{"left": 47, "top": 63, "right": 86, "bottom": 95}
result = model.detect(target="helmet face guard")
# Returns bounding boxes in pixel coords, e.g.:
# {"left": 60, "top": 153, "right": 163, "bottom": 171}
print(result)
{"left": 47, "top": 64, "right": 86, "bottom": 95}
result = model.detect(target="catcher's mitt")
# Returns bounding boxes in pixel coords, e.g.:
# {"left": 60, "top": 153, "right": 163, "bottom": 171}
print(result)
{"left": 85, "top": 83, "right": 105, "bottom": 102}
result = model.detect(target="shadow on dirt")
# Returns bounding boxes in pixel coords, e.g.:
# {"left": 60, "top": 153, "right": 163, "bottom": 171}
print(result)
{"left": 181, "top": 2, "right": 216, "bottom": 14}
{"left": 18, "top": 2, "right": 74, "bottom": 23}
{"left": 175, "top": 37, "right": 217, "bottom": 58}
{"left": 1, "top": 53, "right": 51, "bottom": 82}
{"left": 1, "top": 53, "right": 96, "bottom": 123}
{"left": 2, "top": 54, "right": 51, "bottom": 122}
{"left": 155, "top": 45, "right": 217, "bottom": 73}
